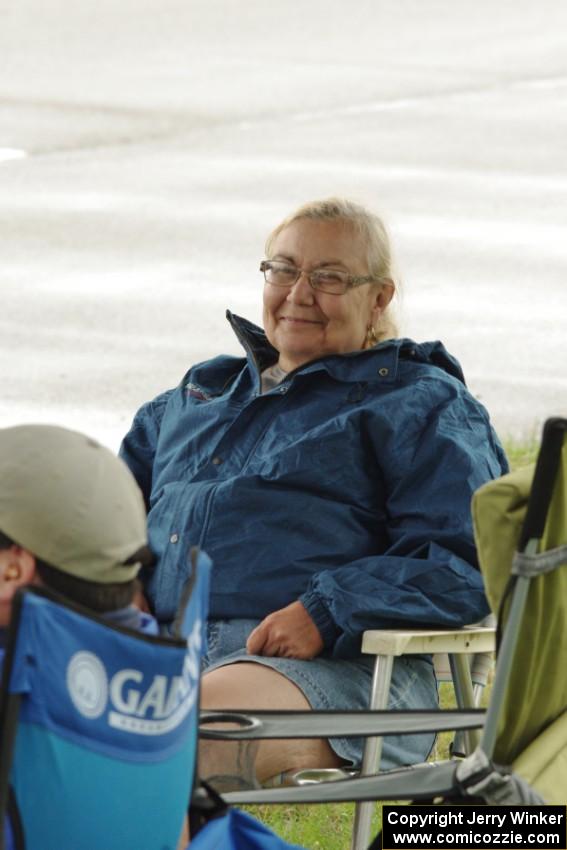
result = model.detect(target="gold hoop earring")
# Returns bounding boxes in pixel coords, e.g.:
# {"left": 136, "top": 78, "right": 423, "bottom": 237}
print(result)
{"left": 4, "top": 562, "right": 22, "bottom": 580}
{"left": 365, "top": 324, "right": 378, "bottom": 348}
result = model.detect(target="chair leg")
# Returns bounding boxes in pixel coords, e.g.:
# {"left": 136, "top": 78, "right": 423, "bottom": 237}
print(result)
{"left": 449, "top": 654, "right": 481, "bottom": 755}
{"left": 351, "top": 654, "right": 394, "bottom": 850}
{"left": 472, "top": 682, "right": 484, "bottom": 706}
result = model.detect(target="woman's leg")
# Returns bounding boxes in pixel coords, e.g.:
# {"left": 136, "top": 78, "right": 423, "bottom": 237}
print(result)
{"left": 199, "top": 661, "right": 343, "bottom": 789}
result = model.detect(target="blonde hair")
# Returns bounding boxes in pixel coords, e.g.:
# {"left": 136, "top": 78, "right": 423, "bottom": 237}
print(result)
{"left": 265, "top": 197, "right": 399, "bottom": 342}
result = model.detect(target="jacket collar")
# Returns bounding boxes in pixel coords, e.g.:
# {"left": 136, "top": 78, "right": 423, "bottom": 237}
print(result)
{"left": 226, "top": 311, "right": 465, "bottom": 386}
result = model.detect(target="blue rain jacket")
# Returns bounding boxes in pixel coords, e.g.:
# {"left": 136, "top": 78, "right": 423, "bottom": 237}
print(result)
{"left": 120, "top": 312, "right": 507, "bottom": 657}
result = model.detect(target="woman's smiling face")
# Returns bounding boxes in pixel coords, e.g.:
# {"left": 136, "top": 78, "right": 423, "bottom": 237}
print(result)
{"left": 262, "top": 218, "right": 391, "bottom": 372}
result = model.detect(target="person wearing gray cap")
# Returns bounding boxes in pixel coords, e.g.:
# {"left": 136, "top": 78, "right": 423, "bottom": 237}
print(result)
{"left": 0, "top": 424, "right": 158, "bottom": 652}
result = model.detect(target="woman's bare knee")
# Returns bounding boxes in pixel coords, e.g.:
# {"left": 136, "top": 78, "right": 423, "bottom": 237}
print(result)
{"left": 199, "top": 662, "right": 342, "bottom": 788}
{"left": 201, "top": 661, "right": 311, "bottom": 710}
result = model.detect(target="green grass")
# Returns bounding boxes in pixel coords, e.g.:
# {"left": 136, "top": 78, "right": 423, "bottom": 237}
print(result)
{"left": 502, "top": 436, "right": 539, "bottom": 471}
{"left": 242, "top": 802, "right": 374, "bottom": 849}
{"left": 242, "top": 439, "right": 535, "bottom": 847}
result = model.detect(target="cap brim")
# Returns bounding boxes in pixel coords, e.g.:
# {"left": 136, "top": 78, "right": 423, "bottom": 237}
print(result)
{"left": 124, "top": 545, "right": 155, "bottom": 570}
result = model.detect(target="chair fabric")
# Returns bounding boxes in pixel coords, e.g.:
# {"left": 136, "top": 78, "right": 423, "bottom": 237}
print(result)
{"left": 472, "top": 463, "right": 534, "bottom": 612}
{"left": 472, "top": 436, "right": 567, "bottom": 764}
{"left": 512, "top": 712, "right": 567, "bottom": 805}
{"left": 0, "top": 552, "right": 210, "bottom": 850}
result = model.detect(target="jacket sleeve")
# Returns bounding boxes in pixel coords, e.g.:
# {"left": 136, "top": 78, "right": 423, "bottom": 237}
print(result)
{"left": 299, "top": 378, "right": 508, "bottom": 657}
{"left": 119, "top": 391, "right": 173, "bottom": 511}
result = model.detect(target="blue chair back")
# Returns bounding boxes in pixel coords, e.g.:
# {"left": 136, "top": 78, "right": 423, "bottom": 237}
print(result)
{"left": 0, "top": 552, "right": 210, "bottom": 850}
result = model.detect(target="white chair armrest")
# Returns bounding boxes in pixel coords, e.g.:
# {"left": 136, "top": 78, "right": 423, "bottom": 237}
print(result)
{"left": 361, "top": 626, "right": 495, "bottom": 657}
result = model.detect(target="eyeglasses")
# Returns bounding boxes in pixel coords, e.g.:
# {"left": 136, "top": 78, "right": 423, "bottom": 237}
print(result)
{"left": 260, "top": 260, "right": 378, "bottom": 296}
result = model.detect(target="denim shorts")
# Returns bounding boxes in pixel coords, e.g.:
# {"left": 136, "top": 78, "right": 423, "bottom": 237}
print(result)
{"left": 202, "top": 618, "right": 438, "bottom": 770}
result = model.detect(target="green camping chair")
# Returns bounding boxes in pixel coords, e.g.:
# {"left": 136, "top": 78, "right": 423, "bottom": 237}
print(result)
{"left": 466, "top": 415, "right": 567, "bottom": 803}
{"left": 198, "top": 416, "right": 567, "bottom": 847}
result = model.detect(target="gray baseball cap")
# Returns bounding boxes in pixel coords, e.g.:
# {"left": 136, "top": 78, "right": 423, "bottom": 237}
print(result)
{"left": 0, "top": 424, "right": 151, "bottom": 583}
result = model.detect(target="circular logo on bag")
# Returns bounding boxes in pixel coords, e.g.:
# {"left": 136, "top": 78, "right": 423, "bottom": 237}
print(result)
{"left": 66, "top": 651, "right": 108, "bottom": 719}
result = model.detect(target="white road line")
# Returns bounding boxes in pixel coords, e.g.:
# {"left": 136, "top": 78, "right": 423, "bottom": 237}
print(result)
{"left": 287, "top": 74, "right": 567, "bottom": 123}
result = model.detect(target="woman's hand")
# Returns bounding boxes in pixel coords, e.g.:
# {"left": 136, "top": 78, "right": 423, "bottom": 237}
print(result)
{"left": 246, "top": 601, "right": 324, "bottom": 659}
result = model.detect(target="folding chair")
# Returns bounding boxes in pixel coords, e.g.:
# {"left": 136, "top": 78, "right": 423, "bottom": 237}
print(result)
{"left": 0, "top": 550, "right": 210, "bottom": 850}
{"left": 346, "top": 620, "right": 495, "bottom": 847}
{"left": 197, "top": 417, "right": 567, "bottom": 849}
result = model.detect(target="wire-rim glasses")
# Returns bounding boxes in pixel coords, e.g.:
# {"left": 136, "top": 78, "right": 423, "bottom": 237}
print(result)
{"left": 260, "top": 260, "right": 378, "bottom": 296}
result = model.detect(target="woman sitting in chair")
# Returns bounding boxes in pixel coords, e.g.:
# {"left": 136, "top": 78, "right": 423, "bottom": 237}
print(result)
{"left": 121, "top": 197, "right": 507, "bottom": 787}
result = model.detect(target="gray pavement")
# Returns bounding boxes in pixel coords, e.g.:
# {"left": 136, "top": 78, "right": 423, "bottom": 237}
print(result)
{"left": 1, "top": 0, "right": 566, "bottom": 448}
